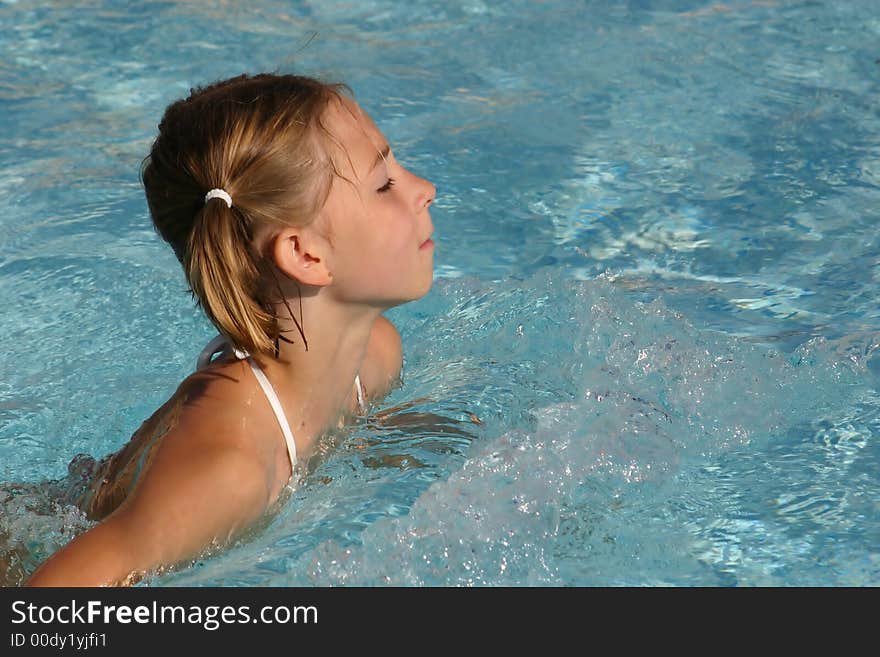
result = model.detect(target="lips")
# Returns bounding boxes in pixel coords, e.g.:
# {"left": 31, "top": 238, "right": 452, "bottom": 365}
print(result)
{"left": 419, "top": 236, "right": 434, "bottom": 249}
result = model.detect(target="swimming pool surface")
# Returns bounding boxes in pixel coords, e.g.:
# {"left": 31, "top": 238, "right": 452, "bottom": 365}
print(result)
{"left": 1, "top": 0, "right": 878, "bottom": 585}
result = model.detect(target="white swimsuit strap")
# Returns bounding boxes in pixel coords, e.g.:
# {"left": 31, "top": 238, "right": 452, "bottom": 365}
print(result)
{"left": 244, "top": 357, "right": 298, "bottom": 474}
{"left": 196, "top": 335, "right": 366, "bottom": 474}
{"left": 355, "top": 374, "right": 365, "bottom": 413}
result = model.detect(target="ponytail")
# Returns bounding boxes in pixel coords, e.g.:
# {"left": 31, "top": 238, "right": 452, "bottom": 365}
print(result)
{"left": 186, "top": 196, "right": 275, "bottom": 356}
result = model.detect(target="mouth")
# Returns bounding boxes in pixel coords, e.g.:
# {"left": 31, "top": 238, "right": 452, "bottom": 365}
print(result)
{"left": 419, "top": 236, "right": 434, "bottom": 250}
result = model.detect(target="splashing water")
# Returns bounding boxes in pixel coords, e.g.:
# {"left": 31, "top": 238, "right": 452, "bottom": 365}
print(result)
{"left": 145, "top": 271, "right": 875, "bottom": 586}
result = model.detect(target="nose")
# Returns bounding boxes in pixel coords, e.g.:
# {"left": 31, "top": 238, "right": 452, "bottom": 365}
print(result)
{"left": 415, "top": 175, "right": 436, "bottom": 212}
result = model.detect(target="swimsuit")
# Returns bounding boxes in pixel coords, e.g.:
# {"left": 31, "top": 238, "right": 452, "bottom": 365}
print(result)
{"left": 195, "top": 334, "right": 366, "bottom": 475}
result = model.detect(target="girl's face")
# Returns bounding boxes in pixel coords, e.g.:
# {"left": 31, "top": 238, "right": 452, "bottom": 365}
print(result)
{"left": 317, "top": 97, "right": 436, "bottom": 308}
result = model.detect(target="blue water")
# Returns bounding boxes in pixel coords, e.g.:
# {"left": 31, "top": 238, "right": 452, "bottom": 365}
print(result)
{"left": 1, "top": 0, "right": 879, "bottom": 585}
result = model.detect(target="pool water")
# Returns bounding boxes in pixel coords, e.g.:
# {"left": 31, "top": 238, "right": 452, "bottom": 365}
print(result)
{"left": 1, "top": 0, "right": 878, "bottom": 586}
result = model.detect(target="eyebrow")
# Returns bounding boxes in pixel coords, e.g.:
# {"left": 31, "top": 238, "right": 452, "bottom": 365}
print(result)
{"left": 370, "top": 144, "right": 390, "bottom": 173}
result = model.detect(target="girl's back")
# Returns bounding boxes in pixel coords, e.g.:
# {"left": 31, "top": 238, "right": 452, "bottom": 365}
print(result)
{"left": 75, "top": 341, "right": 371, "bottom": 522}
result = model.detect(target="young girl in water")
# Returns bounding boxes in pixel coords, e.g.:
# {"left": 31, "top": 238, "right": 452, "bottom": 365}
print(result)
{"left": 24, "top": 73, "right": 436, "bottom": 586}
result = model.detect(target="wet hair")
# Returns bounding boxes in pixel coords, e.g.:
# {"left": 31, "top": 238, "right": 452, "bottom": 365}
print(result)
{"left": 141, "top": 73, "right": 351, "bottom": 357}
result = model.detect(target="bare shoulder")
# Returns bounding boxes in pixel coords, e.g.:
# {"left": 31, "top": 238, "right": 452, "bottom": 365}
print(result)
{"left": 117, "top": 361, "right": 277, "bottom": 565}
{"left": 123, "top": 360, "right": 288, "bottom": 564}
{"left": 360, "top": 315, "right": 403, "bottom": 402}
{"left": 174, "top": 358, "right": 282, "bottom": 465}
{"left": 178, "top": 358, "right": 258, "bottom": 413}
{"left": 151, "top": 360, "right": 276, "bottom": 500}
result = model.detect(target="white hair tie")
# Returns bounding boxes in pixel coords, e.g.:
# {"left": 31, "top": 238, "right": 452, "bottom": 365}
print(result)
{"left": 204, "top": 188, "right": 233, "bottom": 208}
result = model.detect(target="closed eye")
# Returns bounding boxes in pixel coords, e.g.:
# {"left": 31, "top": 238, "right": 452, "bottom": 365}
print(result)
{"left": 377, "top": 178, "right": 396, "bottom": 193}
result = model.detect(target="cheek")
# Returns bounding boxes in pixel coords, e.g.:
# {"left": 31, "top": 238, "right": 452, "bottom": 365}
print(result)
{"left": 386, "top": 214, "right": 416, "bottom": 249}
{"left": 371, "top": 199, "right": 417, "bottom": 245}
{"left": 334, "top": 194, "right": 417, "bottom": 269}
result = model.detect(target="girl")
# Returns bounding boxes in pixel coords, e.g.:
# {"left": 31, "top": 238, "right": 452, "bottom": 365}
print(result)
{"left": 24, "top": 73, "right": 436, "bottom": 586}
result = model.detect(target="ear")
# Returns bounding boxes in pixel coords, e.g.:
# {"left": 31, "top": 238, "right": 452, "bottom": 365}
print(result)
{"left": 269, "top": 227, "right": 333, "bottom": 287}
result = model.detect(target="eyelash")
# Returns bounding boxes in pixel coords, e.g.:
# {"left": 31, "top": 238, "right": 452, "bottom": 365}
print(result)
{"left": 377, "top": 177, "right": 396, "bottom": 193}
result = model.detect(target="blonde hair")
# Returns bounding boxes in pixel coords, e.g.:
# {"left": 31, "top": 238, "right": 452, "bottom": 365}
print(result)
{"left": 141, "top": 73, "right": 350, "bottom": 357}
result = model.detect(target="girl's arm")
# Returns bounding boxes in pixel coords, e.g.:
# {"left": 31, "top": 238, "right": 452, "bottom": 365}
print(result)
{"left": 26, "top": 416, "right": 271, "bottom": 587}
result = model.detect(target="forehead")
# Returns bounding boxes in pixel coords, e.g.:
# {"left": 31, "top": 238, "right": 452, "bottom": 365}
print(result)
{"left": 320, "top": 96, "right": 386, "bottom": 181}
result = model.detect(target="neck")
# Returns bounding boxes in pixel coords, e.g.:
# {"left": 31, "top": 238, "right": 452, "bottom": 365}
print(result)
{"left": 259, "top": 290, "right": 382, "bottom": 448}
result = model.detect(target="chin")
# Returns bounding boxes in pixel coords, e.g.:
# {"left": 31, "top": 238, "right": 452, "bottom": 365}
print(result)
{"left": 382, "top": 281, "right": 432, "bottom": 309}
{"left": 414, "top": 270, "right": 434, "bottom": 299}
{"left": 393, "top": 279, "right": 433, "bottom": 306}
{"left": 384, "top": 263, "right": 435, "bottom": 306}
